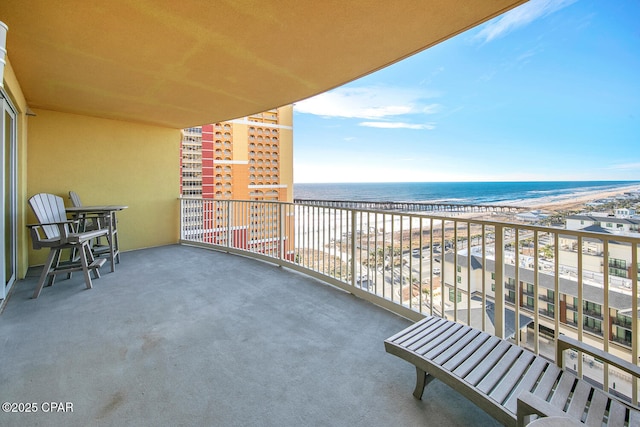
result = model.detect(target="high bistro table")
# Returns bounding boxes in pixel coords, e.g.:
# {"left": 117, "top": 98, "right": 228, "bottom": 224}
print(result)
{"left": 66, "top": 205, "right": 128, "bottom": 272}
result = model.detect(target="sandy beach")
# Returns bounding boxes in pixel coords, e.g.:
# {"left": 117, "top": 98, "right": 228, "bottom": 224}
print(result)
{"left": 500, "top": 184, "right": 640, "bottom": 213}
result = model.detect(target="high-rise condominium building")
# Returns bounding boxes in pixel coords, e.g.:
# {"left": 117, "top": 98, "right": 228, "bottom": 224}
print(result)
{"left": 180, "top": 105, "right": 293, "bottom": 202}
{"left": 180, "top": 106, "right": 294, "bottom": 260}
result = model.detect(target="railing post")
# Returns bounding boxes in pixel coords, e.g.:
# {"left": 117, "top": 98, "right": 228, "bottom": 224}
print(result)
{"left": 481, "top": 224, "right": 486, "bottom": 331}
{"left": 226, "top": 200, "right": 232, "bottom": 248}
{"left": 514, "top": 227, "right": 520, "bottom": 346}
{"left": 632, "top": 243, "right": 638, "bottom": 405}
{"left": 494, "top": 224, "right": 505, "bottom": 339}
{"left": 179, "top": 197, "right": 185, "bottom": 240}
{"left": 603, "top": 239, "right": 610, "bottom": 394}
{"left": 439, "top": 219, "right": 445, "bottom": 317}
{"left": 453, "top": 220, "right": 458, "bottom": 322}
{"left": 350, "top": 209, "right": 357, "bottom": 287}
{"left": 278, "top": 202, "right": 284, "bottom": 261}
{"left": 577, "top": 235, "right": 583, "bottom": 378}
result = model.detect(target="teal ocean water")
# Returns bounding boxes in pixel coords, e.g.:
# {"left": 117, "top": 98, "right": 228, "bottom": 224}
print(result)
{"left": 293, "top": 181, "right": 640, "bottom": 205}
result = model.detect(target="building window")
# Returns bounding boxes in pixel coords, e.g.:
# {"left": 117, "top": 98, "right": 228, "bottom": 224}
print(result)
{"left": 584, "top": 317, "right": 602, "bottom": 335}
{"left": 610, "top": 258, "right": 626, "bottom": 269}
{"left": 569, "top": 311, "right": 577, "bottom": 326}
{"left": 545, "top": 303, "right": 555, "bottom": 318}
{"left": 610, "top": 267, "right": 628, "bottom": 278}
{"left": 615, "top": 327, "right": 632, "bottom": 346}
{"left": 448, "top": 288, "right": 462, "bottom": 303}
{"left": 583, "top": 301, "right": 601, "bottom": 318}
{"left": 615, "top": 313, "right": 632, "bottom": 329}
{"left": 524, "top": 296, "right": 534, "bottom": 309}
{"left": 570, "top": 297, "right": 578, "bottom": 310}
{"left": 609, "top": 258, "right": 628, "bottom": 278}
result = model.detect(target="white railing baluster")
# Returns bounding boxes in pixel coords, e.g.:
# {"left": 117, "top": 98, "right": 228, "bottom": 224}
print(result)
{"left": 351, "top": 210, "right": 357, "bottom": 287}
{"left": 533, "top": 229, "right": 539, "bottom": 355}
{"left": 514, "top": 227, "right": 520, "bottom": 346}
{"left": 577, "top": 235, "right": 584, "bottom": 378}
{"left": 466, "top": 222, "right": 471, "bottom": 326}
{"left": 494, "top": 224, "right": 505, "bottom": 339}
{"left": 632, "top": 242, "right": 638, "bottom": 405}
{"left": 481, "top": 224, "right": 486, "bottom": 332}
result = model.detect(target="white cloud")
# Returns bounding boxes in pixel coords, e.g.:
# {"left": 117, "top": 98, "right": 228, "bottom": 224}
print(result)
{"left": 359, "top": 121, "right": 436, "bottom": 130}
{"left": 475, "top": 0, "right": 577, "bottom": 43}
{"left": 294, "top": 86, "right": 440, "bottom": 120}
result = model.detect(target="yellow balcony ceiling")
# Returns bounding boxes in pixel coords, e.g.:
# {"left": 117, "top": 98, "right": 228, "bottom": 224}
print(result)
{"left": 0, "top": 0, "right": 525, "bottom": 128}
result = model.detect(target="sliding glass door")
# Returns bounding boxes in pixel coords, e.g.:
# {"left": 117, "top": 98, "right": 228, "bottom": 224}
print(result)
{"left": 1, "top": 88, "right": 17, "bottom": 301}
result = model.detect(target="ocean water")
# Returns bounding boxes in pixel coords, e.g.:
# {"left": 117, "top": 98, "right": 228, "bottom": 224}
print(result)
{"left": 293, "top": 181, "right": 640, "bottom": 205}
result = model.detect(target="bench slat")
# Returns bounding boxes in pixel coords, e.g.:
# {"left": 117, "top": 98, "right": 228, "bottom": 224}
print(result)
{"left": 565, "top": 378, "right": 592, "bottom": 421}
{"left": 504, "top": 357, "right": 549, "bottom": 413}
{"left": 532, "top": 364, "right": 562, "bottom": 401}
{"left": 607, "top": 399, "right": 629, "bottom": 427}
{"left": 464, "top": 340, "right": 512, "bottom": 386}
{"left": 628, "top": 405, "right": 640, "bottom": 427}
{"left": 424, "top": 324, "right": 473, "bottom": 360}
{"left": 432, "top": 327, "right": 482, "bottom": 366}
{"left": 489, "top": 350, "right": 535, "bottom": 404}
{"left": 478, "top": 345, "right": 523, "bottom": 394}
{"left": 410, "top": 321, "right": 463, "bottom": 355}
{"left": 452, "top": 335, "right": 501, "bottom": 378}
{"left": 583, "top": 389, "right": 608, "bottom": 426}
{"left": 394, "top": 317, "right": 442, "bottom": 347}
{"left": 549, "top": 372, "right": 576, "bottom": 408}
{"left": 386, "top": 316, "right": 436, "bottom": 343}
{"left": 442, "top": 333, "right": 491, "bottom": 372}
{"left": 403, "top": 317, "right": 452, "bottom": 349}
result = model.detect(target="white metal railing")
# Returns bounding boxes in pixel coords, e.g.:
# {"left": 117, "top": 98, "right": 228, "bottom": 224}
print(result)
{"left": 180, "top": 197, "right": 640, "bottom": 403}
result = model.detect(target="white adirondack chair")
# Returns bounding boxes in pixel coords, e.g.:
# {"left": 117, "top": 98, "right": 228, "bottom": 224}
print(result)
{"left": 27, "top": 193, "right": 109, "bottom": 298}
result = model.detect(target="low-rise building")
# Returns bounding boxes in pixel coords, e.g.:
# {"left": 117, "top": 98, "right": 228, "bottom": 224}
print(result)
{"left": 442, "top": 252, "right": 639, "bottom": 358}
{"left": 565, "top": 213, "right": 640, "bottom": 235}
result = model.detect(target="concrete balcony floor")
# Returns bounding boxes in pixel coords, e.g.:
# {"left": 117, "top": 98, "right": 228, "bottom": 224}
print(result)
{"left": 1, "top": 245, "right": 500, "bottom": 426}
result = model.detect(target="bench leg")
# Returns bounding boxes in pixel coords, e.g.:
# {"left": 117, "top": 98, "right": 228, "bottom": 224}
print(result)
{"left": 413, "top": 367, "right": 435, "bottom": 399}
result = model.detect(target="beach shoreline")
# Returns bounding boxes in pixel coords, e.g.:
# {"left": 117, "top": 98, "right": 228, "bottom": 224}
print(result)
{"left": 502, "top": 184, "right": 640, "bottom": 213}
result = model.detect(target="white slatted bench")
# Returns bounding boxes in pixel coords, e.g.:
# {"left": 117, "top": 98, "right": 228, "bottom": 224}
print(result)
{"left": 384, "top": 315, "right": 640, "bottom": 427}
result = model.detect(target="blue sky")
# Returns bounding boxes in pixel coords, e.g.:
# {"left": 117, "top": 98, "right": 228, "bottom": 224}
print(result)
{"left": 292, "top": 0, "right": 640, "bottom": 183}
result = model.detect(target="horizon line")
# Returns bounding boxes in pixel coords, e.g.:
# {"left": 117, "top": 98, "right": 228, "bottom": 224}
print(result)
{"left": 293, "top": 180, "right": 640, "bottom": 185}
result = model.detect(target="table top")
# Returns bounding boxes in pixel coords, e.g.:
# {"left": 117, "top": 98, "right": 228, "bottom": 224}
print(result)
{"left": 66, "top": 205, "right": 128, "bottom": 213}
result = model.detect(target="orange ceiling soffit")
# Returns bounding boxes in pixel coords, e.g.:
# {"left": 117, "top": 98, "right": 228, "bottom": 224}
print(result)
{"left": 0, "top": 0, "right": 527, "bottom": 128}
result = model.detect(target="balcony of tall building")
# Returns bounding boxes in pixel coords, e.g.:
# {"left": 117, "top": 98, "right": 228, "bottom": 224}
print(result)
{"left": 5, "top": 1, "right": 633, "bottom": 425}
